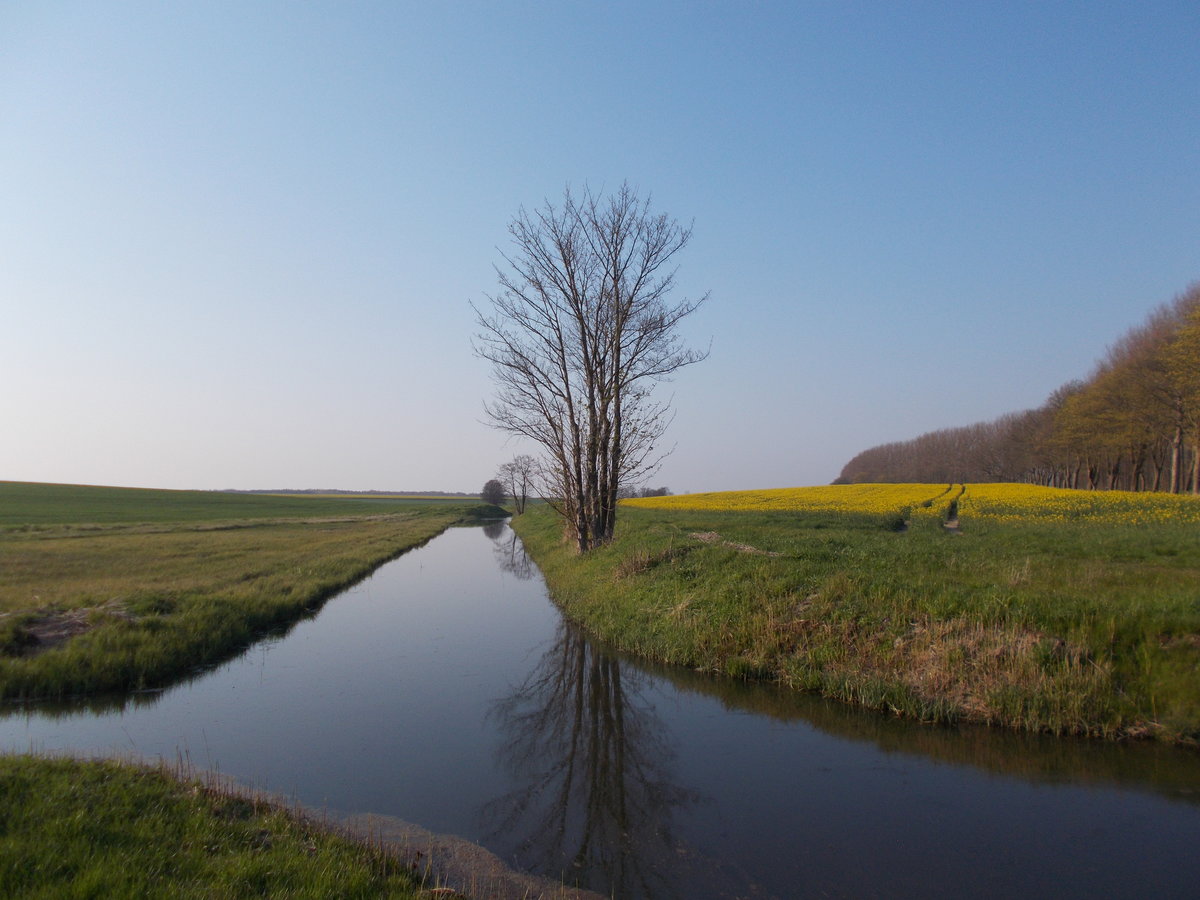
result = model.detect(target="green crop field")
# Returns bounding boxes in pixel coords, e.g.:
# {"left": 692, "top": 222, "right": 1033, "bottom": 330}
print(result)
{"left": 0, "top": 481, "right": 467, "bottom": 527}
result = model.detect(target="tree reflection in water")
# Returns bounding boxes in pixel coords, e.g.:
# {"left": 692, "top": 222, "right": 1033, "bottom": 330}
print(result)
{"left": 490, "top": 526, "right": 536, "bottom": 580}
{"left": 480, "top": 519, "right": 508, "bottom": 540}
{"left": 481, "top": 622, "right": 700, "bottom": 899}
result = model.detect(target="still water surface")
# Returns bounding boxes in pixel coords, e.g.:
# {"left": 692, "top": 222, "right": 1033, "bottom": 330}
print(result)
{"left": 3, "top": 523, "right": 1199, "bottom": 898}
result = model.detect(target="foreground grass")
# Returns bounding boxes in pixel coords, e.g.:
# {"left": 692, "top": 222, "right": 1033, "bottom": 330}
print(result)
{"left": 0, "top": 482, "right": 502, "bottom": 701}
{"left": 0, "top": 755, "right": 426, "bottom": 899}
{"left": 511, "top": 503, "right": 1200, "bottom": 744}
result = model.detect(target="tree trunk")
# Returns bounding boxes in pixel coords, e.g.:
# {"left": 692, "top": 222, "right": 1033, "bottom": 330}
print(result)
{"left": 1191, "top": 435, "right": 1200, "bottom": 495}
{"left": 1169, "top": 425, "right": 1183, "bottom": 493}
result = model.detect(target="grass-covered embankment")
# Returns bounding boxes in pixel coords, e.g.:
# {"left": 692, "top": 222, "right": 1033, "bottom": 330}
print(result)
{"left": 0, "top": 481, "right": 504, "bottom": 701}
{"left": 511, "top": 501, "right": 1200, "bottom": 744}
{"left": 0, "top": 755, "right": 427, "bottom": 899}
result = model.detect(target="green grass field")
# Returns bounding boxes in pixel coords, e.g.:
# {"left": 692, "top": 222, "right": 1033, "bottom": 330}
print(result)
{"left": 511, "top": 502, "right": 1200, "bottom": 744}
{"left": 0, "top": 482, "right": 502, "bottom": 701}
{"left": 0, "top": 481, "right": 473, "bottom": 527}
{"left": 0, "top": 755, "right": 429, "bottom": 899}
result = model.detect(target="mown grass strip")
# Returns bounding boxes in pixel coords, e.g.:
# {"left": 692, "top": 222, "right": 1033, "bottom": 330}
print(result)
{"left": 511, "top": 503, "right": 1200, "bottom": 745}
{"left": 0, "top": 754, "right": 428, "bottom": 899}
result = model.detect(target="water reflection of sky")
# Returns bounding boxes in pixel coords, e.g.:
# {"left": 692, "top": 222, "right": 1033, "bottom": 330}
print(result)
{"left": 3, "top": 524, "right": 1198, "bottom": 899}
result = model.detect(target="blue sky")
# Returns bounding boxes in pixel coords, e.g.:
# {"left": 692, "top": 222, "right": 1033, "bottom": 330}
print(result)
{"left": 2, "top": 1, "right": 1197, "bottom": 492}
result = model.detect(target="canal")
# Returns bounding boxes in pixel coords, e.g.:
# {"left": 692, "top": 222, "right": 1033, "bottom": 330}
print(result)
{"left": 3, "top": 522, "right": 1198, "bottom": 898}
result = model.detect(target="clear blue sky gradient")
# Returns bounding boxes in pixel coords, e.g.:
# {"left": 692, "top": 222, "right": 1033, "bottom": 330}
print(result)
{"left": 3, "top": 1, "right": 1197, "bottom": 492}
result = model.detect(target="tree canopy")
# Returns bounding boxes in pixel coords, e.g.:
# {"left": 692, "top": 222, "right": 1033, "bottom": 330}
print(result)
{"left": 839, "top": 282, "right": 1200, "bottom": 492}
{"left": 480, "top": 478, "right": 507, "bottom": 506}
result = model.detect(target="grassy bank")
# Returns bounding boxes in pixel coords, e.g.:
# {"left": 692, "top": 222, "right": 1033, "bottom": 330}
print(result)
{"left": 510, "top": 501, "right": 1200, "bottom": 744}
{"left": 0, "top": 754, "right": 427, "bottom": 899}
{"left": 0, "top": 482, "right": 503, "bottom": 701}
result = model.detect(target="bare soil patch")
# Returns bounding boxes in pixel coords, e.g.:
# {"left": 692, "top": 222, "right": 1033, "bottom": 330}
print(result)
{"left": 3, "top": 601, "right": 131, "bottom": 656}
{"left": 690, "top": 531, "right": 781, "bottom": 556}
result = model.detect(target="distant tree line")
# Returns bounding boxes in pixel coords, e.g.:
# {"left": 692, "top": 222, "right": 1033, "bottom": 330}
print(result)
{"left": 487, "top": 452, "right": 671, "bottom": 512}
{"left": 838, "top": 283, "right": 1200, "bottom": 493}
{"left": 617, "top": 485, "right": 672, "bottom": 499}
{"left": 230, "top": 489, "right": 475, "bottom": 497}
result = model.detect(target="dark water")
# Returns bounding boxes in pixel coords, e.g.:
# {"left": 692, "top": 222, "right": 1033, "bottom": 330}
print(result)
{"left": 3, "top": 523, "right": 1198, "bottom": 898}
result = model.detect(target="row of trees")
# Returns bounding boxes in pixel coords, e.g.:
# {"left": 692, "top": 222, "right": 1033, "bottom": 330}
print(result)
{"left": 617, "top": 485, "right": 672, "bottom": 499}
{"left": 838, "top": 283, "right": 1200, "bottom": 492}
{"left": 482, "top": 457, "right": 671, "bottom": 512}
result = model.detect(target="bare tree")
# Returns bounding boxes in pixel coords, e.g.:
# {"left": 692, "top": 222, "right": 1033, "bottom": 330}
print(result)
{"left": 474, "top": 184, "right": 708, "bottom": 551}
{"left": 496, "top": 454, "right": 537, "bottom": 514}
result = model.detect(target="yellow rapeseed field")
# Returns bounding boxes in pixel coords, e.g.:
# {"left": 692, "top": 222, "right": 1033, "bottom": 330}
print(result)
{"left": 624, "top": 482, "right": 1200, "bottom": 524}
{"left": 959, "top": 482, "right": 1200, "bottom": 524}
{"left": 622, "top": 483, "right": 951, "bottom": 516}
